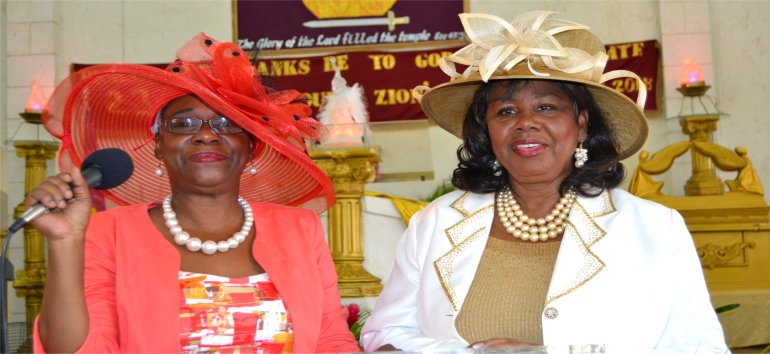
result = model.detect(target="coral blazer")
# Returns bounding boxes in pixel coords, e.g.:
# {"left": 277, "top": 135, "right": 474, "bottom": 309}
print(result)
{"left": 34, "top": 202, "right": 359, "bottom": 353}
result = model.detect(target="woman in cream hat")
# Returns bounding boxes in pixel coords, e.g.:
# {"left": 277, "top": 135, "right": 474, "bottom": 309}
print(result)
{"left": 27, "top": 33, "right": 358, "bottom": 353}
{"left": 361, "top": 12, "right": 727, "bottom": 353}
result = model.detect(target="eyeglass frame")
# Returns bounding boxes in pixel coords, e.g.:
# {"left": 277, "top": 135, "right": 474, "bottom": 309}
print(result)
{"left": 164, "top": 116, "right": 245, "bottom": 135}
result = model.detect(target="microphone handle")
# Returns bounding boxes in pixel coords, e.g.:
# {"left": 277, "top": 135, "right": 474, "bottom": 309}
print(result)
{"left": 6, "top": 167, "right": 102, "bottom": 234}
{"left": 8, "top": 205, "right": 49, "bottom": 234}
{"left": 82, "top": 167, "right": 102, "bottom": 189}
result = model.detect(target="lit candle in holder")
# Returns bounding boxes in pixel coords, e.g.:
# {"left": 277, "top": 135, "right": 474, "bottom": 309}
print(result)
{"left": 25, "top": 76, "right": 48, "bottom": 113}
{"left": 20, "top": 76, "right": 49, "bottom": 124}
{"left": 680, "top": 59, "right": 706, "bottom": 87}
{"left": 677, "top": 59, "right": 710, "bottom": 97}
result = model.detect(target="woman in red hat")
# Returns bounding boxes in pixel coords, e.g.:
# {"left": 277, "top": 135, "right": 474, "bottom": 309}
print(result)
{"left": 26, "top": 33, "right": 359, "bottom": 353}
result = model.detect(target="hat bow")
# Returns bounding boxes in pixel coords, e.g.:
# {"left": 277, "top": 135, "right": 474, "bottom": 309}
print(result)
{"left": 421, "top": 12, "right": 646, "bottom": 110}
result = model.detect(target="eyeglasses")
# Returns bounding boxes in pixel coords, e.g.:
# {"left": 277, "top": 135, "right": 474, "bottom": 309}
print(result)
{"left": 166, "top": 117, "right": 244, "bottom": 135}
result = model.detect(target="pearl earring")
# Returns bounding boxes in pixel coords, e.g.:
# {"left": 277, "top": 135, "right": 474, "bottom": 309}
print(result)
{"left": 155, "top": 162, "right": 164, "bottom": 177}
{"left": 492, "top": 159, "right": 503, "bottom": 176}
{"left": 574, "top": 141, "right": 588, "bottom": 168}
{"left": 247, "top": 162, "right": 257, "bottom": 175}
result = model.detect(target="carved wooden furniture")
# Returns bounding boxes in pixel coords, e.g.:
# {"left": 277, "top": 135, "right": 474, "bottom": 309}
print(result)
{"left": 629, "top": 105, "right": 769, "bottom": 290}
{"left": 629, "top": 94, "right": 770, "bottom": 346}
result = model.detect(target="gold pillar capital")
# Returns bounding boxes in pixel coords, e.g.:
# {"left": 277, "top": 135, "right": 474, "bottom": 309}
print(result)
{"left": 310, "top": 147, "right": 380, "bottom": 196}
{"left": 678, "top": 115, "right": 723, "bottom": 195}
{"left": 14, "top": 267, "right": 47, "bottom": 297}
{"left": 14, "top": 140, "right": 60, "bottom": 160}
{"left": 311, "top": 146, "right": 383, "bottom": 297}
{"left": 680, "top": 115, "right": 720, "bottom": 142}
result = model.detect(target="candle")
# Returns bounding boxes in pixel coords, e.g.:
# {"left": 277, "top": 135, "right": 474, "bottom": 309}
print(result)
{"left": 25, "top": 76, "right": 48, "bottom": 113}
{"left": 680, "top": 59, "right": 705, "bottom": 87}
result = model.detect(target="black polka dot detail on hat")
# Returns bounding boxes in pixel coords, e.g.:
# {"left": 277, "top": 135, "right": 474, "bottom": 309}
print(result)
{"left": 293, "top": 115, "right": 300, "bottom": 121}
{"left": 172, "top": 59, "right": 182, "bottom": 73}
{"left": 232, "top": 51, "right": 241, "bottom": 56}
{"left": 204, "top": 39, "right": 213, "bottom": 46}
{"left": 262, "top": 116, "right": 270, "bottom": 121}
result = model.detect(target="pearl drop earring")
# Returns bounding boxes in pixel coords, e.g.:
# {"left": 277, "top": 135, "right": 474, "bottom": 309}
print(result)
{"left": 155, "top": 162, "right": 165, "bottom": 177}
{"left": 492, "top": 159, "right": 503, "bottom": 176}
{"left": 574, "top": 141, "right": 588, "bottom": 168}
{"left": 247, "top": 161, "right": 257, "bottom": 175}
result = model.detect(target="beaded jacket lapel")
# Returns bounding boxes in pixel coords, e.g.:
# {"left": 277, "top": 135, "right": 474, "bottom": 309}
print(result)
{"left": 545, "top": 189, "right": 616, "bottom": 305}
{"left": 433, "top": 190, "right": 616, "bottom": 312}
{"left": 434, "top": 192, "right": 495, "bottom": 312}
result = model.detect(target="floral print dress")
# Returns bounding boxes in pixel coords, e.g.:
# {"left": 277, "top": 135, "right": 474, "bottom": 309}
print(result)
{"left": 179, "top": 272, "right": 293, "bottom": 353}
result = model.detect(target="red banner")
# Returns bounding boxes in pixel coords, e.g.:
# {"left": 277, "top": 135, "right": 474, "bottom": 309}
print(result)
{"left": 259, "top": 48, "right": 457, "bottom": 123}
{"left": 72, "top": 39, "right": 659, "bottom": 122}
{"left": 604, "top": 39, "right": 660, "bottom": 111}
{"left": 235, "top": 0, "right": 466, "bottom": 52}
{"left": 262, "top": 39, "right": 659, "bottom": 122}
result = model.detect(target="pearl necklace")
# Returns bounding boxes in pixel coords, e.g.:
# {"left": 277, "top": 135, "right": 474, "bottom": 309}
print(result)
{"left": 162, "top": 195, "right": 254, "bottom": 255}
{"left": 496, "top": 187, "right": 577, "bottom": 242}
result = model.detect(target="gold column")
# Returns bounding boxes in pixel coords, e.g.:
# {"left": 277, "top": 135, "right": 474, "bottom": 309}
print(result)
{"left": 310, "top": 147, "right": 383, "bottom": 297}
{"left": 680, "top": 114, "right": 722, "bottom": 195}
{"left": 5, "top": 111, "right": 60, "bottom": 352}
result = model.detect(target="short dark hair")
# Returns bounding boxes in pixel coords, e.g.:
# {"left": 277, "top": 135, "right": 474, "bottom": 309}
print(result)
{"left": 451, "top": 79, "right": 624, "bottom": 197}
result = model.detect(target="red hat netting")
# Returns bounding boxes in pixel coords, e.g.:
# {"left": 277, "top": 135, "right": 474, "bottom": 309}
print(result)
{"left": 43, "top": 33, "right": 335, "bottom": 213}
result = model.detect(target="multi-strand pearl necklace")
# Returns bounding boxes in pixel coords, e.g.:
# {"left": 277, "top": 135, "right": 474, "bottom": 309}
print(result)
{"left": 162, "top": 195, "right": 254, "bottom": 255}
{"left": 496, "top": 187, "right": 577, "bottom": 242}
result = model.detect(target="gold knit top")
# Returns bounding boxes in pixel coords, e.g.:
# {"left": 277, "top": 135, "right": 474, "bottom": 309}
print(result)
{"left": 455, "top": 237, "right": 560, "bottom": 345}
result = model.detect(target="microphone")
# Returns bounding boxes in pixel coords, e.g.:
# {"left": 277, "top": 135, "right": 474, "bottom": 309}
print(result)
{"left": 7, "top": 148, "right": 134, "bottom": 234}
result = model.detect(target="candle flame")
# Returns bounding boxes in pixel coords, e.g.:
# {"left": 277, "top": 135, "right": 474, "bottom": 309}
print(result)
{"left": 25, "top": 76, "right": 48, "bottom": 113}
{"left": 680, "top": 59, "right": 704, "bottom": 87}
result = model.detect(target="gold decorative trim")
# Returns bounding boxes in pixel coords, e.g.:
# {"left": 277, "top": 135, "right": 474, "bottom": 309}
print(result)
{"left": 698, "top": 241, "right": 755, "bottom": 269}
{"left": 231, "top": 0, "right": 239, "bottom": 43}
{"left": 444, "top": 205, "right": 493, "bottom": 247}
{"left": 435, "top": 192, "right": 494, "bottom": 311}
{"left": 573, "top": 202, "right": 607, "bottom": 248}
{"left": 377, "top": 171, "right": 435, "bottom": 182}
{"left": 588, "top": 190, "right": 616, "bottom": 218}
{"left": 629, "top": 114, "right": 765, "bottom": 197}
{"left": 449, "top": 191, "right": 472, "bottom": 217}
{"left": 546, "top": 224, "right": 605, "bottom": 305}
{"left": 434, "top": 228, "right": 487, "bottom": 312}
{"left": 545, "top": 197, "right": 607, "bottom": 305}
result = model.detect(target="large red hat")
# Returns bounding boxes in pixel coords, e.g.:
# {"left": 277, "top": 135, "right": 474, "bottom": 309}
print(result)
{"left": 43, "top": 33, "right": 335, "bottom": 213}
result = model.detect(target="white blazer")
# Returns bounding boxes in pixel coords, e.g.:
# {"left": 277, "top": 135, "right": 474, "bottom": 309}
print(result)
{"left": 361, "top": 188, "right": 729, "bottom": 354}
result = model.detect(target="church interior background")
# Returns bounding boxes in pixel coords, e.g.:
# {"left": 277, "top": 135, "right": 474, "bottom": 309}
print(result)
{"left": 2, "top": 0, "right": 770, "bottom": 351}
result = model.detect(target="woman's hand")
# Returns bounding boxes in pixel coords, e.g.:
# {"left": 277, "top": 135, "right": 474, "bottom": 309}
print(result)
{"left": 34, "top": 167, "right": 94, "bottom": 352}
{"left": 469, "top": 338, "right": 536, "bottom": 349}
{"left": 26, "top": 168, "right": 92, "bottom": 241}
{"left": 375, "top": 344, "right": 400, "bottom": 351}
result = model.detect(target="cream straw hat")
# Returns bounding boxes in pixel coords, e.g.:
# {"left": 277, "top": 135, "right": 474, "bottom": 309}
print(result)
{"left": 414, "top": 12, "right": 648, "bottom": 159}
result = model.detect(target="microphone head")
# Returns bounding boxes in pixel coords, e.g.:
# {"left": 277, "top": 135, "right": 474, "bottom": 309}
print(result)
{"left": 81, "top": 148, "right": 134, "bottom": 189}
